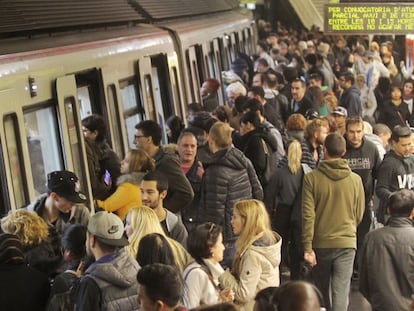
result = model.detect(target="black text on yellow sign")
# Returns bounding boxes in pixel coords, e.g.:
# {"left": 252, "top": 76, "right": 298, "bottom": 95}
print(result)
{"left": 324, "top": 3, "right": 414, "bottom": 34}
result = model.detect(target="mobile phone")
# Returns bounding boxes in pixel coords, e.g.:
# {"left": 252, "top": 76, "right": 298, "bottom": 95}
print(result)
{"left": 104, "top": 170, "right": 111, "bottom": 186}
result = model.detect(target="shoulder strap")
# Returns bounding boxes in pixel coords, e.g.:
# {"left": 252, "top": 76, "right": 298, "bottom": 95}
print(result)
{"left": 396, "top": 110, "right": 407, "bottom": 126}
{"left": 261, "top": 138, "right": 269, "bottom": 155}
{"left": 183, "top": 266, "right": 203, "bottom": 282}
{"left": 183, "top": 263, "right": 220, "bottom": 291}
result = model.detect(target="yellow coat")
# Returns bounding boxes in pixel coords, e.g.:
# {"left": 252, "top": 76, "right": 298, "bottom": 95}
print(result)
{"left": 97, "top": 173, "right": 143, "bottom": 220}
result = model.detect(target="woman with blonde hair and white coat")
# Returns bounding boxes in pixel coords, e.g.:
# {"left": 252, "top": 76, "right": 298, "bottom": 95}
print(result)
{"left": 205, "top": 199, "right": 281, "bottom": 311}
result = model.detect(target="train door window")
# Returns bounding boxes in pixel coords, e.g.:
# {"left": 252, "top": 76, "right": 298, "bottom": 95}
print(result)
{"left": 235, "top": 32, "right": 241, "bottom": 54}
{"left": 195, "top": 45, "right": 205, "bottom": 82}
{"left": 24, "top": 105, "right": 64, "bottom": 197}
{"left": 170, "top": 66, "right": 184, "bottom": 121}
{"left": 218, "top": 38, "right": 229, "bottom": 71}
{"left": 107, "top": 84, "right": 125, "bottom": 158}
{"left": 187, "top": 47, "right": 202, "bottom": 104}
{"left": 151, "top": 54, "right": 174, "bottom": 118}
{"left": 208, "top": 51, "right": 216, "bottom": 77}
{"left": 229, "top": 33, "right": 237, "bottom": 62}
{"left": 75, "top": 69, "right": 107, "bottom": 119}
{"left": 120, "top": 79, "right": 145, "bottom": 149}
{"left": 185, "top": 49, "right": 195, "bottom": 103}
{"left": 77, "top": 86, "right": 93, "bottom": 117}
{"left": 245, "top": 28, "right": 254, "bottom": 56}
{"left": 4, "top": 114, "right": 28, "bottom": 208}
{"left": 0, "top": 142, "right": 8, "bottom": 217}
{"left": 150, "top": 67, "right": 168, "bottom": 144}
{"left": 63, "top": 97, "right": 87, "bottom": 192}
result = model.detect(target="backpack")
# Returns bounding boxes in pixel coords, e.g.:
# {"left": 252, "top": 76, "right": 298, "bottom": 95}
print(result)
{"left": 46, "top": 277, "right": 80, "bottom": 311}
{"left": 259, "top": 138, "right": 276, "bottom": 186}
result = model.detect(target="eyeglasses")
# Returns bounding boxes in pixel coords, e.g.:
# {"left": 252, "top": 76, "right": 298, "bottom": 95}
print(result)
{"left": 134, "top": 135, "right": 146, "bottom": 140}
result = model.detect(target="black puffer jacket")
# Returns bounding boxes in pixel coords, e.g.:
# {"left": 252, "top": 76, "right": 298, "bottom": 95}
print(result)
{"left": 200, "top": 147, "right": 263, "bottom": 242}
{"left": 239, "top": 127, "right": 278, "bottom": 187}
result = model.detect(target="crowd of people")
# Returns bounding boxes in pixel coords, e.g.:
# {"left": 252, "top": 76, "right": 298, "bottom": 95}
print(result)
{"left": 1, "top": 20, "right": 414, "bottom": 311}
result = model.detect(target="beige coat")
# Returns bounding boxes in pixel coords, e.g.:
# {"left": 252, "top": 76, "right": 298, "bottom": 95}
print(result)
{"left": 219, "top": 232, "right": 282, "bottom": 311}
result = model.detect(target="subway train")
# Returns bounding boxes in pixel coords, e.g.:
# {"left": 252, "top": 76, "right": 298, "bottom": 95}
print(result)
{"left": 0, "top": 0, "right": 256, "bottom": 215}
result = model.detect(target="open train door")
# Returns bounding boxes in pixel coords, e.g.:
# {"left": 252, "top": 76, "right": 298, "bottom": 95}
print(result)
{"left": 56, "top": 75, "right": 93, "bottom": 207}
{"left": 138, "top": 56, "right": 169, "bottom": 144}
{"left": 0, "top": 89, "right": 23, "bottom": 214}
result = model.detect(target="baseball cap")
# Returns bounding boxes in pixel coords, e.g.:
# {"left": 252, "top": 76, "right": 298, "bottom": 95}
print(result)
{"left": 87, "top": 212, "right": 129, "bottom": 247}
{"left": 47, "top": 170, "right": 87, "bottom": 204}
{"left": 331, "top": 106, "right": 348, "bottom": 117}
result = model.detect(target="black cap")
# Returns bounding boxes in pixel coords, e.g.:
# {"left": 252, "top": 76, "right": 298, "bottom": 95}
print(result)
{"left": 47, "top": 171, "right": 87, "bottom": 204}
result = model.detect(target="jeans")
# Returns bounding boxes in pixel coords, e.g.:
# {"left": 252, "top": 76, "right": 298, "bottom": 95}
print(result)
{"left": 312, "top": 248, "right": 355, "bottom": 311}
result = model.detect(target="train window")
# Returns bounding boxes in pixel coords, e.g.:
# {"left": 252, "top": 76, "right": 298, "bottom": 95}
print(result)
{"left": 185, "top": 49, "right": 195, "bottom": 103}
{"left": 107, "top": 84, "right": 125, "bottom": 158}
{"left": 170, "top": 67, "right": 184, "bottom": 121}
{"left": 24, "top": 105, "right": 64, "bottom": 196}
{"left": 78, "top": 86, "right": 93, "bottom": 117}
{"left": 120, "top": 79, "right": 145, "bottom": 149}
{"left": 0, "top": 142, "right": 9, "bottom": 217}
{"left": 143, "top": 75, "right": 156, "bottom": 121}
{"left": 63, "top": 97, "right": 88, "bottom": 193}
{"left": 218, "top": 38, "right": 229, "bottom": 71}
{"left": 150, "top": 68, "right": 168, "bottom": 144}
{"left": 192, "top": 60, "right": 201, "bottom": 98}
{"left": 4, "top": 114, "right": 28, "bottom": 208}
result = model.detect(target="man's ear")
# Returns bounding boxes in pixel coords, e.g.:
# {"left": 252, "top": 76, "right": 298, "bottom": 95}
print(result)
{"left": 50, "top": 192, "right": 58, "bottom": 201}
{"left": 160, "top": 190, "right": 168, "bottom": 200}
{"left": 155, "top": 300, "right": 164, "bottom": 311}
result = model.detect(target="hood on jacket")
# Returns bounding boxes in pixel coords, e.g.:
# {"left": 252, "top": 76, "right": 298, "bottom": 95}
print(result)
{"left": 242, "top": 128, "right": 278, "bottom": 153}
{"left": 383, "top": 150, "right": 414, "bottom": 168}
{"left": 86, "top": 249, "right": 139, "bottom": 288}
{"left": 318, "top": 159, "right": 351, "bottom": 181}
{"left": 116, "top": 172, "right": 146, "bottom": 186}
{"left": 248, "top": 232, "right": 282, "bottom": 268}
{"left": 347, "top": 85, "right": 361, "bottom": 97}
{"left": 209, "top": 147, "right": 251, "bottom": 171}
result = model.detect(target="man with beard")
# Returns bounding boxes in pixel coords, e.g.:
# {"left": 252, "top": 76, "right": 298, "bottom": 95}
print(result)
{"left": 376, "top": 125, "right": 414, "bottom": 223}
{"left": 141, "top": 171, "right": 188, "bottom": 247}
{"left": 304, "top": 118, "right": 330, "bottom": 165}
{"left": 75, "top": 211, "right": 139, "bottom": 311}
{"left": 343, "top": 117, "right": 382, "bottom": 277}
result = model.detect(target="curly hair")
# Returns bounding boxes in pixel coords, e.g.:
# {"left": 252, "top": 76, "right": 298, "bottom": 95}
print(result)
{"left": 1, "top": 209, "right": 49, "bottom": 246}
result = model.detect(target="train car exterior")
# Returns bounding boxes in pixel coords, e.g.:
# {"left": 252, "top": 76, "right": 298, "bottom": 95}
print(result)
{"left": 0, "top": 9, "right": 255, "bottom": 215}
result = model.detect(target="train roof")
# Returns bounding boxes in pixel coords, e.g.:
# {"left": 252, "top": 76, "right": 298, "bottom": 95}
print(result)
{"left": 0, "top": 0, "right": 240, "bottom": 39}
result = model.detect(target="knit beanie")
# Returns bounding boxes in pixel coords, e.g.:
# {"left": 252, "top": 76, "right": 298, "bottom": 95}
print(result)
{"left": 0, "top": 233, "right": 25, "bottom": 265}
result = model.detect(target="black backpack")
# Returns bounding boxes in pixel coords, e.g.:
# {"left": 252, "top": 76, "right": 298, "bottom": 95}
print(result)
{"left": 47, "top": 277, "right": 80, "bottom": 311}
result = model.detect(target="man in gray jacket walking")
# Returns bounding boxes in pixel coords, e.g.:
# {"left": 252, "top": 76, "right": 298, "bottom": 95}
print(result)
{"left": 359, "top": 189, "right": 414, "bottom": 311}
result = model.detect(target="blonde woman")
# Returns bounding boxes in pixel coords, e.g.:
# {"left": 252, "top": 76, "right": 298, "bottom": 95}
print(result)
{"left": 1, "top": 209, "right": 62, "bottom": 277}
{"left": 97, "top": 149, "right": 155, "bottom": 220}
{"left": 206, "top": 199, "right": 281, "bottom": 311}
{"left": 266, "top": 139, "right": 311, "bottom": 280}
{"left": 124, "top": 206, "right": 193, "bottom": 272}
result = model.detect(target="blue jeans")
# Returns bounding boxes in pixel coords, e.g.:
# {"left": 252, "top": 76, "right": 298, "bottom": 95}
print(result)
{"left": 312, "top": 248, "right": 355, "bottom": 311}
